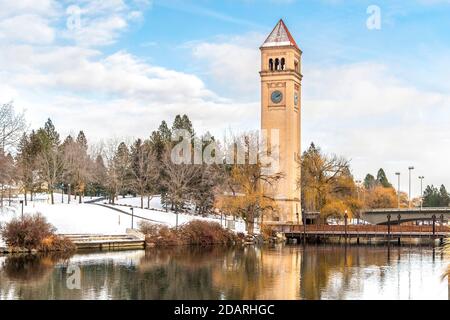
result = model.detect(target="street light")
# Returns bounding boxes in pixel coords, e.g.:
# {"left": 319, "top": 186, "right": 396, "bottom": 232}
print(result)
{"left": 344, "top": 210, "right": 348, "bottom": 238}
{"left": 408, "top": 167, "right": 415, "bottom": 208}
{"left": 395, "top": 172, "right": 401, "bottom": 209}
{"left": 130, "top": 207, "right": 134, "bottom": 229}
{"left": 418, "top": 176, "right": 424, "bottom": 210}
{"left": 19, "top": 200, "right": 24, "bottom": 219}
{"left": 355, "top": 180, "right": 362, "bottom": 224}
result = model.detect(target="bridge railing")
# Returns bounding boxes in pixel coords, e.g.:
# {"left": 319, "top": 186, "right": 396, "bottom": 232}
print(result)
{"left": 270, "top": 224, "right": 450, "bottom": 234}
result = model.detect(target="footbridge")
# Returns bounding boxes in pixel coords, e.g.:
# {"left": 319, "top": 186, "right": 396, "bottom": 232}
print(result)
{"left": 361, "top": 207, "right": 450, "bottom": 225}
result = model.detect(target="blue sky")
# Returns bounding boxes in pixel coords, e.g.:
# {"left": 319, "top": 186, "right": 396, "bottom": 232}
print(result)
{"left": 1, "top": 0, "right": 450, "bottom": 197}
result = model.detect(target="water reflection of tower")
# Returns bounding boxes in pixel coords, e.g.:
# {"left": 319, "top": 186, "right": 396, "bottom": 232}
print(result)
{"left": 258, "top": 246, "right": 301, "bottom": 299}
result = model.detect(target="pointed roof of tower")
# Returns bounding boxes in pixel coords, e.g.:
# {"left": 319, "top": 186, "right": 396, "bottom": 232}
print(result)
{"left": 262, "top": 19, "right": 299, "bottom": 49}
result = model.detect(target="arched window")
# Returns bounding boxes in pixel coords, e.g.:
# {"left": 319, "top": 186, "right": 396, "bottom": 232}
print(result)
{"left": 281, "top": 58, "right": 285, "bottom": 70}
{"left": 294, "top": 60, "right": 299, "bottom": 73}
{"left": 269, "top": 59, "right": 274, "bottom": 71}
{"left": 275, "top": 58, "right": 280, "bottom": 71}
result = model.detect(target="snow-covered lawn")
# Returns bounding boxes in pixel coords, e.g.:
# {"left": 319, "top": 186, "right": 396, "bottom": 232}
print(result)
{"left": 0, "top": 194, "right": 252, "bottom": 247}
{"left": 115, "top": 195, "right": 165, "bottom": 210}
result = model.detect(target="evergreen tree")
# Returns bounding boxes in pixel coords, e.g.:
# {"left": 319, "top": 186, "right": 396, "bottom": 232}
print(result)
{"left": 158, "top": 120, "right": 172, "bottom": 143}
{"left": 113, "top": 142, "right": 131, "bottom": 197}
{"left": 35, "top": 119, "right": 63, "bottom": 204}
{"left": 423, "top": 185, "right": 440, "bottom": 207}
{"left": 172, "top": 114, "right": 194, "bottom": 137}
{"left": 438, "top": 185, "right": 450, "bottom": 206}
{"left": 172, "top": 115, "right": 183, "bottom": 131}
{"left": 376, "top": 168, "right": 392, "bottom": 188}
{"left": 181, "top": 114, "right": 195, "bottom": 136}
{"left": 76, "top": 131, "right": 88, "bottom": 151}
{"left": 363, "top": 174, "right": 376, "bottom": 189}
{"left": 42, "top": 118, "right": 60, "bottom": 147}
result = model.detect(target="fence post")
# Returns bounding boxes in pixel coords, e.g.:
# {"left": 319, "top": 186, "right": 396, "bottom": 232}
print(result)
{"left": 302, "top": 209, "right": 306, "bottom": 244}
{"left": 432, "top": 215, "right": 436, "bottom": 238}
{"left": 344, "top": 212, "right": 348, "bottom": 239}
{"left": 387, "top": 214, "right": 391, "bottom": 238}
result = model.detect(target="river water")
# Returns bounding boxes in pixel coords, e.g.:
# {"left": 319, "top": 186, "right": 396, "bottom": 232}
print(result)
{"left": 0, "top": 245, "right": 448, "bottom": 300}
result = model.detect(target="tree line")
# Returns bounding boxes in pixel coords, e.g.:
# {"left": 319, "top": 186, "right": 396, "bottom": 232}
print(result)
{"left": 2, "top": 102, "right": 449, "bottom": 230}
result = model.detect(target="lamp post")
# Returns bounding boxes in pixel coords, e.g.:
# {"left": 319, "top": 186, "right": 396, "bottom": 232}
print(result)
{"left": 355, "top": 180, "right": 362, "bottom": 224}
{"left": 302, "top": 208, "right": 306, "bottom": 243}
{"left": 395, "top": 172, "right": 401, "bottom": 209}
{"left": 344, "top": 210, "right": 348, "bottom": 239}
{"left": 418, "top": 176, "right": 424, "bottom": 210}
{"left": 408, "top": 166, "right": 415, "bottom": 208}
{"left": 61, "top": 183, "right": 64, "bottom": 204}
{"left": 19, "top": 200, "right": 24, "bottom": 219}
{"left": 130, "top": 207, "right": 134, "bottom": 229}
{"left": 68, "top": 183, "right": 71, "bottom": 204}
{"left": 387, "top": 213, "right": 391, "bottom": 238}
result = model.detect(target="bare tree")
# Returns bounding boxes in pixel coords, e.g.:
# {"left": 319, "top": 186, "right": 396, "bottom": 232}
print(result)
{"left": 36, "top": 145, "right": 64, "bottom": 204}
{"left": 161, "top": 147, "right": 202, "bottom": 213}
{"left": 130, "top": 139, "right": 159, "bottom": 209}
{"left": 217, "top": 132, "right": 284, "bottom": 234}
{"left": 0, "top": 102, "right": 27, "bottom": 152}
{"left": 0, "top": 153, "right": 15, "bottom": 207}
{"left": 98, "top": 139, "right": 121, "bottom": 204}
{"left": 63, "top": 137, "right": 92, "bottom": 203}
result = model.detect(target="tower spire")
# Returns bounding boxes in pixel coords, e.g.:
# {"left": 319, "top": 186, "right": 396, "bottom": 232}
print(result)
{"left": 262, "top": 19, "right": 299, "bottom": 49}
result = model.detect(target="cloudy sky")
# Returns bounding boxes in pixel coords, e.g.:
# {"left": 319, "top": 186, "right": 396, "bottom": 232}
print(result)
{"left": 1, "top": 0, "right": 450, "bottom": 197}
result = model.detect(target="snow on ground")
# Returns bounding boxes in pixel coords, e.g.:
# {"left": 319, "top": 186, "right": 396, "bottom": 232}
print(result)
{"left": 0, "top": 194, "right": 252, "bottom": 246}
{"left": 0, "top": 202, "right": 138, "bottom": 235}
{"left": 116, "top": 195, "right": 165, "bottom": 210}
{"left": 110, "top": 195, "right": 249, "bottom": 233}
{"left": 103, "top": 203, "right": 248, "bottom": 233}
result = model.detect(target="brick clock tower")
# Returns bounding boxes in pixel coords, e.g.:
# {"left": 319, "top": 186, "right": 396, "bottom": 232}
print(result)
{"left": 260, "top": 19, "right": 302, "bottom": 223}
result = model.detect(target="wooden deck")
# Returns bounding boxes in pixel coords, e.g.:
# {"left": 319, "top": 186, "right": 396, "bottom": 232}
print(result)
{"left": 270, "top": 224, "right": 450, "bottom": 242}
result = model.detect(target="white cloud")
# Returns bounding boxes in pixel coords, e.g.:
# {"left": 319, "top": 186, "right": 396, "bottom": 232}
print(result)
{"left": 0, "top": 14, "right": 56, "bottom": 44}
{"left": 188, "top": 33, "right": 264, "bottom": 99}
{"left": 0, "top": 0, "right": 60, "bottom": 18}
{"left": 302, "top": 62, "right": 450, "bottom": 195}
{"left": 57, "top": 0, "right": 152, "bottom": 47}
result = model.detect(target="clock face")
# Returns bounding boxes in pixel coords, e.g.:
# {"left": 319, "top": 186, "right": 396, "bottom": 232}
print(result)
{"left": 271, "top": 90, "right": 283, "bottom": 104}
{"left": 294, "top": 93, "right": 298, "bottom": 106}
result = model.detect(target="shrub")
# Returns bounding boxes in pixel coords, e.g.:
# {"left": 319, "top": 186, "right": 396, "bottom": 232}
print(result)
{"left": 179, "top": 221, "right": 239, "bottom": 245}
{"left": 0, "top": 213, "right": 75, "bottom": 252}
{"left": 260, "top": 224, "right": 275, "bottom": 240}
{"left": 139, "top": 220, "right": 239, "bottom": 246}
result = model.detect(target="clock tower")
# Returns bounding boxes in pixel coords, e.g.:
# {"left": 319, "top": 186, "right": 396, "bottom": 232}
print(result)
{"left": 260, "top": 19, "right": 302, "bottom": 223}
